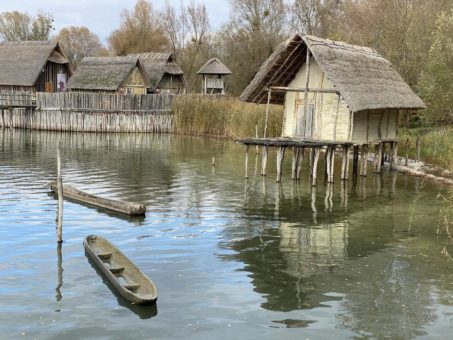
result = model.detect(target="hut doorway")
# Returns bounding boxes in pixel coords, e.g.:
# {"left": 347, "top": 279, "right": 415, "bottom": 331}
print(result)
{"left": 295, "top": 102, "right": 314, "bottom": 138}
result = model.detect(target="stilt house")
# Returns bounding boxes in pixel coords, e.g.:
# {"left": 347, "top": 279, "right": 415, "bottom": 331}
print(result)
{"left": 132, "top": 53, "right": 186, "bottom": 94}
{"left": 197, "top": 58, "right": 232, "bottom": 95}
{"left": 0, "top": 41, "right": 72, "bottom": 93}
{"left": 67, "top": 56, "right": 147, "bottom": 94}
{"left": 240, "top": 34, "right": 425, "bottom": 143}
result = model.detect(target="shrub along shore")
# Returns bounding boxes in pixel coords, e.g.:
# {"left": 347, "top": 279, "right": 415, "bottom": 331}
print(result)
{"left": 172, "top": 95, "right": 283, "bottom": 139}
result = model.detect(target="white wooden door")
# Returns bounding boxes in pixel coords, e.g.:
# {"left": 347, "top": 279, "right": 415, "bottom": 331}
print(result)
{"left": 295, "top": 103, "right": 314, "bottom": 138}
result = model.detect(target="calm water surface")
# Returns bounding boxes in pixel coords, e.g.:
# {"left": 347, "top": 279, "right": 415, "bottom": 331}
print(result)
{"left": 0, "top": 130, "right": 452, "bottom": 339}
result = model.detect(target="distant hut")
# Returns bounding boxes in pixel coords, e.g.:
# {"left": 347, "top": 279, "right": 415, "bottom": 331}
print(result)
{"left": 197, "top": 58, "right": 232, "bottom": 95}
{"left": 67, "top": 56, "right": 147, "bottom": 94}
{"left": 240, "top": 34, "right": 425, "bottom": 143}
{"left": 0, "top": 41, "right": 72, "bottom": 93}
{"left": 132, "top": 53, "right": 186, "bottom": 94}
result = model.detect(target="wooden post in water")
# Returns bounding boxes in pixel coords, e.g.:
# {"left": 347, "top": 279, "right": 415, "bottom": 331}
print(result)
{"left": 341, "top": 145, "right": 350, "bottom": 180}
{"left": 291, "top": 147, "right": 299, "bottom": 180}
{"left": 360, "top": 144, "right": 369, "bottom": 176}
{"left": 276, "top": 147, "right": 285, "bottom": 183}
{"left": 352, "top": 145, "right": 359, "bottom": 178}
{"left": 255, "top": 125, "right": 259, "bottom": 154}
{"left": 311, "top": 148, "right": 320, "bottom": 186}
{"left": 296, "top": 148, "right": 304, "bottom": 181}
{"left": 374, "top": 143, "right": 383, "bottom": 173}
{"left": 328, "top": 146, "right": 335, "bottom": 183}
{"left": 261, "top": 146, "right": 268, "bottom": 176}
{"left": 212, "top": 157, "right": 215, "bottom": 167}
{"left": 390, "top": 142, "right": 398, "bottom": 170}
{"left": 244, "top": 145, "right": 249, "bottom": 179}
{"left": 1, "top": 109, "right": 4, "bottom": 129}
{"left": 56, "top": 143, "right": 63, "bottom": 243}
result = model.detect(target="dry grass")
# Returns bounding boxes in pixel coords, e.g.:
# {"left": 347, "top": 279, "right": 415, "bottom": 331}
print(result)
{"left": 172, "top": 95, "right": 283, "bottom": 139}
{"left": 399, "top": 127, "right": 453, "bottom": 171}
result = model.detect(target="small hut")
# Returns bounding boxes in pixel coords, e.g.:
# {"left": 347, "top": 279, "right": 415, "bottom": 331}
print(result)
{"left": 67, "top": 56, "right": 147, "bottom": 94}
{"left": 239, "top": 35, "right": 426, "bottom": 183}
{"left": 197, "top": 58, "right": 232, "bottom": 95}
{"left": 0, "top": 41, "right": 72, "bottom": 93}
{"left": 132, "top": 53, "right": 186, "bottom": 94}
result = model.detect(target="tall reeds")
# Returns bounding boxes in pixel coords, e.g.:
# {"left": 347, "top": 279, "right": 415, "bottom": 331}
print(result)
{"left": 172, "top": 95, "right": 283, "bottom": 139}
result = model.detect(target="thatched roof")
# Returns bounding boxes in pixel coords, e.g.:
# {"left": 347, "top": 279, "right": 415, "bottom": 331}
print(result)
{"left": 131, "top": 52, "right": 185, "bottom": 89}
{"left": 197, "top": 58, "right": 232, "bottom": 75}
{"left": 0, "top": 41, "right": 71, "bottom": 87}
{"left": 240, "top": 34, "right": 425, "bottom": 112}
{"left": 67, "top": 56, "right": 143, "bottom": 91}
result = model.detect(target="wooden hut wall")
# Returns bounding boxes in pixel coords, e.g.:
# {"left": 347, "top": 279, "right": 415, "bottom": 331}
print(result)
{"left": 0, "top": 85, "right": 35, "bottom": 94}
{"left": 282, "top": 57, "right": 350, "bottom": 141}
{"left": 122, "top": 67, "right": 147, "bottom": 94}
{"left": 158, "top": 74, "right": 184, "bottom": 93}
{"left": 35, "top": 61, "right": 70, "bottom": 92}
{"left": 351, "top": 109, "right": 398, "bottom": 143}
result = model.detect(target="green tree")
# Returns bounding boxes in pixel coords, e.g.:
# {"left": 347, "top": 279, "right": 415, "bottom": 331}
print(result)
{"left": 418, "top": 10, "right": 453, "bottom": 124}
{"left": 108, "top": 0, "right": 170, "bottom": 55}
{"left": 0, "top": 10, "right": 53, "bottom": 41}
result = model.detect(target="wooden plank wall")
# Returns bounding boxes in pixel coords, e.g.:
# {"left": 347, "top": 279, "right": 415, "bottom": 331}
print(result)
{"left": 0, "top": 92, "right": 174, "bottom": 133}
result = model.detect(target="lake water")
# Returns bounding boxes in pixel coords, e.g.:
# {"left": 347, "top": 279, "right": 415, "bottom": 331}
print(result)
{"left": 0, "top": 129, "right": 452, "bottom": 339}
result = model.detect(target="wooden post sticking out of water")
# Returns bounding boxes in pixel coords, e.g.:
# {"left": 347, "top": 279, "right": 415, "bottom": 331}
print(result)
{"left": 56, "top": 142, "right": 63, "bottom": 243}
{"left": 389, "top": 142, "right": 398, "bottom": 170}
{"left": 276, "top": 147, "right": 285, "bottom": 183}
{"left": 1, "top": 109, "right": 4, "bottom": 129}
{"left": 291, "top": 147, "right": 299, "bottom": 180}
{"left": 244, "top": 145, "right": 249, "bottom": 179}
{"left": 261, "top": 146, "right": 268, "bottom": 176}
{"left": 296, "top": 148, "right": 304, "bottom": 181}
{"left": 374, "top": 143, "right": 383, "bottom": 173}
{"left": 360, "top": 144, "right": 369, "bottom": 177}
{"left": 311, "top": 148, "right": 320, "bottom": 187}
{"left": 328, "top": 146, "right": 335, "bottom": 183}
{"left": 341, "top": 145, "right": 350, "bottom": 180}
{"left": 255, "top": 125, "right": 259, "bottom": 154}
{"left": 352, "top": 145, "right": 359, "bottom": 178}
{"left": 212, "top": 157, "right": 215, "bottom": 167}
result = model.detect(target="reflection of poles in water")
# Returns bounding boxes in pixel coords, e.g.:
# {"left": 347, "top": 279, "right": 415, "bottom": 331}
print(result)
{"left": 391, "top": 171, "right": 397, "bottom": 194}
{"left": 340, "top": 181, "right": 349, "bottom": 209}
{"left": 261, "top": 176, "right": 267, "bottom": 196}
{"left": 360, "top": 176, "right": 367, "bottom": 200}
{"left": 56, "top": 142, "right": 64, "bottom": 243}
{"left": 311, "top": 187, "right": 317, "bottom": 224}
{"left": 56, "top": 242, "right": 63, "bottom": 301}
{"left": 275, "top": 182, "right": 283, "bottom": 218}
{"left": 254, "top": 149, "right": 259, "bottom": 176}
{"left": 374, "top": 174, "right": 382, "bottom": 196}
{"left": 324, "top": 183, "right": 333, "bottom": 212}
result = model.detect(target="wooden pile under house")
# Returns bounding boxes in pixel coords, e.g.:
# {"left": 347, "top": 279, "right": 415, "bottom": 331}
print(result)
{"left": 197, "top": 58, "right": 232, "bottom": 95}
{"left": 239, "top": 34, "right": 425, "bottom": 184}
{"left": 131, "top": 53, "right": 186, "bottom": 94}
{"left": 0, "top": 41, "right": 71, "bottom": 95}
{"left": 67, "top": 56, "right": 147, "bottom": 94}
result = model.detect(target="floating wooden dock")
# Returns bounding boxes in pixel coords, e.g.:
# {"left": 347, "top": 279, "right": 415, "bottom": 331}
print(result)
{"left": 50, "top": 182, "right": 146, "bottom": 216}
{"left": 238, "top": 137, "right": 398, "bottom": 185}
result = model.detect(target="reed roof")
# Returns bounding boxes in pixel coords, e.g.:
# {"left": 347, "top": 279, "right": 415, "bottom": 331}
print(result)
{"left": 0, "top": 41, "right": 70, "bottom": 87}
{"left": 131, "top": 52, "right": 185, "bottom": 89}
{"left": 67, "top": 56, "right": 142, "bottom": 91}
{"left": 197, "top": 58, "right": 232, "bottom": 75}
{"left": 240, "top": 34, "right": 425, "bottom": 112}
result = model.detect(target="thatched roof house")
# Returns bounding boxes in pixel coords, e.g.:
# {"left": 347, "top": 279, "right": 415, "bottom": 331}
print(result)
{"left": 67, "top": 56, "right": 147, "bottom": 94}
{"left": 131, "top": 52, "right": 186, "bottom": 94}
{"left": 0, "top": 41, "right": 72, "bottom": 92}
{"left": 241, "top": 34, "right": 425, "bottom": 143}
{"left": 197, "top": 58, "right": 232, "bottom": 95}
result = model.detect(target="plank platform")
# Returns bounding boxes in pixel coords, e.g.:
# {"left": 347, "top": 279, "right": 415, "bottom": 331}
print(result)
{"left": 237, "top": 137, "right": 354, "bottom": 147}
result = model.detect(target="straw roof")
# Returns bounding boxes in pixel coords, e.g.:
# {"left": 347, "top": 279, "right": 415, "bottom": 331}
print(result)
{"left": 240, "top": 34, "right": 425, "bottom": 112}
{"left": 0, "top": 41, "right": 70, "bottom": 87}
{"left": 131, "top": 52, "right": 185, "bottom": 89}
{"left": 197, "top": 58, "right": 232, "bottom": 75}
{"left": 67, "top": 56, "right": 143, "bottom": 91}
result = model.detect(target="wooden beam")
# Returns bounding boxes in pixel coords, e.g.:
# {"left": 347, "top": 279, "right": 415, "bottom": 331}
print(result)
{"left": 268, "top": 86, "right": 338, "bottom": 94}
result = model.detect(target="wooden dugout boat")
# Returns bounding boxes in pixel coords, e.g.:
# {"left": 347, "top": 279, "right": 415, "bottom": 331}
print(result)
{"left": 84, "top": 235, "right": 158, "bottom": 305}
{"left": 49, "top": 182, "right": 146, "bottom": 216}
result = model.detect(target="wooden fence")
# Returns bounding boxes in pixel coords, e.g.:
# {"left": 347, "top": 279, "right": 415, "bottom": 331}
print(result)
{"left": 0, "top": 92, "right": 174, "bottom": 132}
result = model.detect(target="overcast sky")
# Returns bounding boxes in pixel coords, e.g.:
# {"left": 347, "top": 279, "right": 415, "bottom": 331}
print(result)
{"left": 0, "top": 1, "right": 231, "bottom": 43}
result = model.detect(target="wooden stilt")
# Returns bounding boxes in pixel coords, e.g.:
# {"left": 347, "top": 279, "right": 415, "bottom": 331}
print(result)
{"left": 390, "top": 142, "right": 398, "bottom": 170}
{"left": 380, "top": 142, "right": 386, "bottom": 166}
{"left": 244, "top": 145, "right": 249, "bottom": 179}
{"left": 276, "top": 147, "right": 285, "bottom": 183}
{"left": 212, "top": 157, "right": 216, "bottom": 167}
{"left": 255, "top": 125, "right": 259, "bottom": 154}
{"left": 56, "top": 142, "right": 63, "bottom": 243}
{"left": 374, "top": 143, "right": 383, "bottom": 173}
{"left": 261, "top": 146, "right": 268, "bottom": 176}
{"left": 311, "top": 148, "right": 320, "bottom": 186}
{"left": 341, "top": 146, "right": 349, "bottom": 180}
{"left": 352, "top": 145, "right": 359, "bottom": 178}
{"left": 1, "top": 109, "right": 4, "bottom": 129}
{"left": 296, "top": 147, "right": 304, "bottom": 180}
{"left": 360, "top": 144, "right": 369, "bottom": 176}
{"left": 329, "top": 146, "right": 335, "bottom": 183}
{"left": 8, "top": 108, "right": 13, "bottom": 131}
{"left": 325, "top": 147, "right": 331, "bottom": 182}
{"left": 291, "top": 147, "right": 299, "bottom": 180}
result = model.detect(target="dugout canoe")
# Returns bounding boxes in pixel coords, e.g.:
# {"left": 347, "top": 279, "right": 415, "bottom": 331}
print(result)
{"left": 84, "top": 235, "right": 158, "bottom": 305}
{"left": 49, "top": 182, "right": 146, "bottom": 216}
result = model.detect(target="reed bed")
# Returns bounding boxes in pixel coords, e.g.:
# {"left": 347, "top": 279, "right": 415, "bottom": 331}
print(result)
{"left": 399, "top": 127, "right": 453, "bottom": 171}
{"left": 172, "top": 95, "right": 283, "bottom": 139}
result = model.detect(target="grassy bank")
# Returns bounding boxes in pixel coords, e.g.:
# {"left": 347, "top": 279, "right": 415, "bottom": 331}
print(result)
{"left": 399, "top": 127, "right": 453, "bottom": 171}
{"left": 173, "top": 95, "right": 283, "bottom": 139}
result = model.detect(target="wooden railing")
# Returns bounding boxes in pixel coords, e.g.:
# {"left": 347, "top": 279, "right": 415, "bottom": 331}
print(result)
{"left": 0, "top": 93, "right": 36, "bottom": 108}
